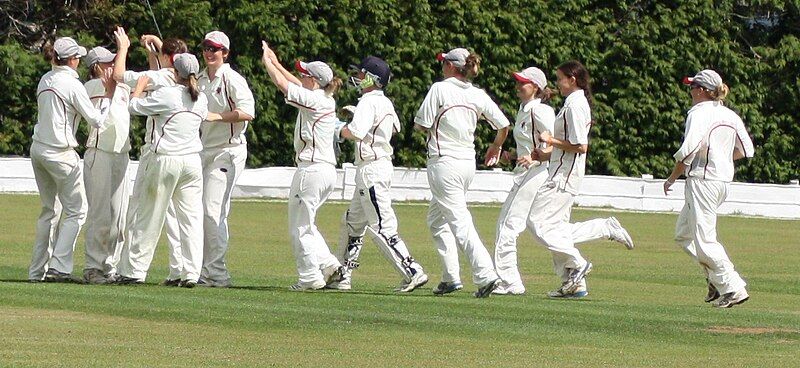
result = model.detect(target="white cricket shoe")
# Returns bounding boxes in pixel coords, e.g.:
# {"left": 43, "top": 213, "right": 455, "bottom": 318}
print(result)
{"left": 607, "top": 217, "right": 634, "bottom": 250}
{"left": 713, "top": 289, "right": 749, "bottom": 308}
{"left": 491, "top": 281, "right": 526, "bottom": 295}
{"left": 547, "top": 284, "right": 588, "bottom": 298}
{"left": 396, "top": 272, "right": 429, "bottom": 293}
{"left": 325, "top": 279, "right": 352, "bottom": 290}
{"left": 289, "top": 279, "right": 326, "bottom": 291}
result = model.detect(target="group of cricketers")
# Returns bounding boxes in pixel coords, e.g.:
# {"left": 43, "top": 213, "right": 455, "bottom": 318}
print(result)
{"left": 28, "top": 27, "right": 754, "bottom": 308}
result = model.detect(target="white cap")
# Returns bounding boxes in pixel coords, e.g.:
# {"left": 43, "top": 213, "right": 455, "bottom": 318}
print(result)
{"left": 683, "top": 69, "right": 723, "bottom": 90}
{"left": 173, "top": 53, "right": 200, "bottom": 78}
{"left": 85, "top": 46, "right": 115, "bottom": 67}
{"left": 295, "top": 60, "right": 334, "bottom": 87}
{"left": 203, "top": 31, "right": 230, "bottom": 50}
{"left": 512, "top": 67, "right": 547, "bottom": 90}
{"left": 436, "top": 48, "right": 470, "bottom": 68}
{"left": 54, "top": 37, "right": 87, "bottom": 60}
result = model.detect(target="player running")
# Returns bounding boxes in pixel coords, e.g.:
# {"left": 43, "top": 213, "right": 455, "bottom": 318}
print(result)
{"left": 664, "top": 69, "right": 754, "bottom": 308}
{"left": 493, "top": 66, "right": 634, "bottom": 295}
{"left": 327, "top": 56, "right": 428, "bottom": 292}
{"left": 414, "top": 48, "right": 508, "bottom": 298}
{"left": 260, "top": 41, "right": 345, "bottom": 291}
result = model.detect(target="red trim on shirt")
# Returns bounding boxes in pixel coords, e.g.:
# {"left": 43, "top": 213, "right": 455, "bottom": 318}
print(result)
{"left": 431, "top": 104, "right": 478, "bottom": 157}
{"left": 154, "top": 111, "right": 204, "bottom": 154}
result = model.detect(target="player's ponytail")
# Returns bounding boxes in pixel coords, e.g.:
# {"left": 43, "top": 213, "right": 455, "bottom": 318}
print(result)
{"left": 184, "top": 74, "right": 200, "bottom": 102}
{"left": 710, "top": 83, "right": 729, "bottom": 101}
{"left": 42, "top": 41, "right": 68, "bottom": 66}
{"left": 324, "top": 77, "right": 343, "bottom": 97}
{"left": 462, "top": 53, "right": 481, "bottom": 80}
{"left": 536, "top": 87, "right": 555, "bottom": 103}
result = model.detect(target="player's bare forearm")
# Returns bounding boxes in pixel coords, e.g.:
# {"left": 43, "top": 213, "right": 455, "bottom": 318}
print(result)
{"left": 211, "top": 110, "right": 254, "bottom": 123}
{"left": 414, "top": 123, "right": 428, "bottom": 132}
{"left": 492, "top": 127, "right": 509, "bottom": 147}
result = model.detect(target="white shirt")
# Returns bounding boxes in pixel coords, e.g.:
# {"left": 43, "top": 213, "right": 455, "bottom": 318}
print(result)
{"left": 84, "top": 79, "right": 132, "bottom": 153}
{"left": 129, "top": 85, "right": 208, "bottom": 156}
{"left": 33, "top": 66, "right": 110, "bottom": 149}
{"left": 123, "top": 68, "right": 177, "bottom": 148}
{"left": 548, "top": 89, "right": 591, "bottom": 195}
{"left": 347, "top": 90, "right": 400, "bottom": 165}
{"left": 673, "top": 101, "right": 754, "bottom": 182}
{"left": 414, "top": 77, "right": 510, "bottom": 160}
{"left": 513, "top": 98, "right": 555, "bottom": 160}
{"left": 198, "top": 64, "right": 256, "bottom": 148}
{"left": 285, "top": 83, "right": 337, "bottom": 165}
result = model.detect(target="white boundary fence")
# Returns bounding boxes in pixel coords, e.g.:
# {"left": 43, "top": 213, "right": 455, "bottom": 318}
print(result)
{"left": 2, "top": 157, "right": 798, "bottom": 219}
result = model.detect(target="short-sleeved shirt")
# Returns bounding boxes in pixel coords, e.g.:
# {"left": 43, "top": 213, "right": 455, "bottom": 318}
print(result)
{"left": 129, "top": 85, "right": 208, "bottom": 156}
{"left": 673, "top": 101, "right": 754, "bottom": 182}
{"left": 198, "top": 63, "right": 256, "bottom": 148}
{"left": 347, "top": 90, "right": 400, "bottom": 165}
{"left": 34, "top": 66, "right": 110, "bottom": 148}
{"left": 286, "top": 83, "right": 337, "bottom": 165}
{"left": 84, "top": 78, "right": 131, "bottom": 153}
{"left": 547, "top": 89, "right": 591, "bottom": 195}
{"left": 414, "top": 77, "right": 510, "bottom": 160}
{"left": 123, "top": 68, "right": 177, "bottom": 149}
{"left": 513, "top": 98, "right": 555, "bottom": 160}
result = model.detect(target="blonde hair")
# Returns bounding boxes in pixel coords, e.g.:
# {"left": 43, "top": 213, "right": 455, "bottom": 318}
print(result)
{"left": 324, "top": 77, "right": 343, "bottom": 97}
{"left": 457, "top": 53, "right": 481, "bottom": 80}
{"left": 709, "top": 83, "right": 729, "bottom": 101}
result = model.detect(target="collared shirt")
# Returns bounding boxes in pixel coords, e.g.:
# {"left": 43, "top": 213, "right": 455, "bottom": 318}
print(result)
{"left": 123, "top": 68, "right": 177, "bottom": 148}
{"left": 347, "top": 90, "right": 400, "bottom": 165}
{"left": 286, "top": 83, "right": 337, "bottom": 165}
{"left": 33, "top": 65, "right": 110, "bottom": 148}
{"left": 84, "top": 79, "right": 131, "bottom": 153}
{"left": 548, "top": 89, "right": 591, "bottom": 195}
{"left": 673, "top": 101, "right": 754, "bottom": 182}
{"left": 198, "top": 64, "right": 256, "bottom": 148}
{"left": 129, "top": 85, "right": 208, "bottom": 156}
{"left": 513, "top": 98, "right": 555, "bottom": 160}
{"left": 414, "top": 77, "right": 510, "bottom": 160}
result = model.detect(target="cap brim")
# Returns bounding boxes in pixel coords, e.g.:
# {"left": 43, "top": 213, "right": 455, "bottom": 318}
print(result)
{"left": 76, "top": 46, "right": 87, "bottom": 58}
{"left": 512, "top": 72, "right": 532, "bottom": 83}
{"left": 203, "top": 39, "right": 226, "bottom": 49}
{"left": 98, "top": 54, "right": 116, "bottom": 63}
{"left": 294, "top": 60, "right": 309, "bottom": 74}
{"left": 682, "top": 76, "right": 694, "bottom": 85}
{"left": 436, "top": 53, "right": 446, "bottom": 62}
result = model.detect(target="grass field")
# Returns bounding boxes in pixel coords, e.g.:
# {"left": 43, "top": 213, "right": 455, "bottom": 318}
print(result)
{"left": 0, "top": 193, "right": 798, "bottom": 367}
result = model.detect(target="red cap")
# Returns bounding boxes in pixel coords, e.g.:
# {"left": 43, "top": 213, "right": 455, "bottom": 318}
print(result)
{"left": 295, "top": 60, "right": 309, "bottom": 74}
{"left": 682, "top": 76, "right": 693, "bottom": 85}
{"left": 436, "top": 53, "right": 446, "bottom": 62}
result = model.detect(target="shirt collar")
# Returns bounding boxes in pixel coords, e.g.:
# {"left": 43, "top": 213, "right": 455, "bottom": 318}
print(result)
{"left": 444, "top": 77, "right": 472, "bottom": 89}
{"left": 53, "top": 65, "right": 79, "bottom": 79}
{"left": 563, "top": 89, "right": 585, "bottom": 106}
{"left": 688, "top": 100, "right": 723, "bottom": 113}
{"left": 359, "top": 89, "right": 384, "bottom": 100}
{"left": 199, "top": 63, "right": 230, "bottom": 80}
{"left": 520, "top": 98, "right": 542, "bottom": 112}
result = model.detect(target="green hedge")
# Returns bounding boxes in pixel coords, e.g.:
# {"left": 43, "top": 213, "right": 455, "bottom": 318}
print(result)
{"left": 1, "top": 0, "right": 798, "bottom": 183}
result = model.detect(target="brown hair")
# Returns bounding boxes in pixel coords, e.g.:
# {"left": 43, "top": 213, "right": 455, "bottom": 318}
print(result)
{"left": 536, "top": 87, "right": 555, "bottom": 103}
{"left": 708, "top": 83, "right": 729, "bottom": 101}
{"left": 89, "top": 63, "right": 103, "bottom": 79}
{"left": 456, "top": 53, "right": 481, "bottom": 80}
{"left": 557, "top": 60, "right": 593, "bottom": 107}
{"left": 324, "top": 77, "right": 343, "bottom": 97}
{"left": 162, "top": 38, "right": 188, "bottom": 57}
{"left": 177, "top": 74, "right": 200, "bottom": 102}
{"left": 42, "top": 41, "right": 69, "bottom": 66}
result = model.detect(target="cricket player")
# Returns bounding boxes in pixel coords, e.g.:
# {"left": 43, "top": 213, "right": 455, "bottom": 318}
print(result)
{"left": 664, "top": 69, "right": 754, "bottom": 308}
{"left": 116, "top": 53, "right": 220, "bottom": 287}
{"left": 29, "top": 37, "right": 114, "bottom": 283}
{"left": 260, "top": 41, "right": 345, "bottom": 291}
{"left": 493, "top": 67, "right": 634, "bottom": 295}
{"left": 328, "top": 56, "right": 428, "bottom": 292}
{"left": 197, "top": 31, "right": 256, "bottom": 287}
{"left": 414, "top": 48, "right": 508, "bottom": 298}
{"left": 82, "top": 46, "right": 132, "bottom": 284}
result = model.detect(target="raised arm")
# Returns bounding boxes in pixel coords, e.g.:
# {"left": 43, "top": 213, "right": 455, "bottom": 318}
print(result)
{"left": 260, "top": 41, "right": 291, "bottom": 95}
{"left": 112, "top": 26, "right": 130, "bottom": 82}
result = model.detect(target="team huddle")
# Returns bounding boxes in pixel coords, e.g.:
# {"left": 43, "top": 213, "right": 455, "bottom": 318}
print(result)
{"left": 28, "top": 27, "right": 754, "bottom": 307}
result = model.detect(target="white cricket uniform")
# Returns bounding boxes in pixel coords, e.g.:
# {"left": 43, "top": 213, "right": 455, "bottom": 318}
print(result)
{"left": 198, "top": 64, "right": 256, "bottom": 283}
{"left": 285, "top": 83, "right": 341, "bottom": 286}
{"left": 673, "top": 100, "right": 754, "bottom": 294}
{"left": 336, "top": 90, "right": 424, "bottom": 285}
{"left": 527, "top": 89, "right": 593, "bottom": 285}
{"left": 122, "top": 68, "right": 184, "bottom": 280}
{"left": 82, "top": 78, "right": 132, "bottom": 276}
{"left": 29, "top": 65, "right": 110, "bottom": 280}
{"left": 117, "top": 86, "right": 208, "bottom": 282}
{"left": 494, "top": 99, "right": 612, "bottom": 288}
{"left": 414, "top": 77, "right": 509, "bottom": 287}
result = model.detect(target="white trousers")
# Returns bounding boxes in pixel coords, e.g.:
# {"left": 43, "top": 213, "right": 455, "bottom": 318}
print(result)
{"left": 337, "top": 159, "right": 424, "bottom": 282}
{"left": 29, "top": 142, "right": 87, "bottom": 279}
{"left": 288, "top": 162, "right": 341, "bottom": 284}
{"left": 675, "top": 178, "right": 746, "bottom": 294}
{"left": 527, "top": 182, "right": 589, "bottom": 283}
{"left": 118, "top": 153, "right": 204, "bottom": 281}
{"left": 83, "top": 148, "right": 129, "bottom": 276}
{"left": 427, "top": 158, "right": 498, "bottom": 287}
{"left": 495, "top": 165, "right": 609, "bottom": 286}
{"left": 200, "top": 145, "right": 247, "bottom": 282}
